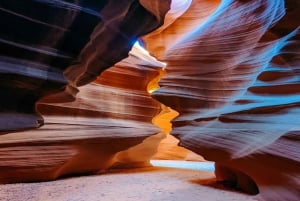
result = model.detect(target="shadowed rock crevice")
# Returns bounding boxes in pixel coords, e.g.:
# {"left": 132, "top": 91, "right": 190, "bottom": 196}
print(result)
{"left": 215, "top": 163, "right": 259, "bottom": 195}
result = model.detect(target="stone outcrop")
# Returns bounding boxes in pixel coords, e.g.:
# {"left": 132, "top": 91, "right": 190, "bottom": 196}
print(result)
{"left": 0, "top": 0, "right": 170, "bottom": 131}
{"left": 143, "top": 0, "right": 300, "bottom": 200}
{"left": 0, "top": 0, "right": 172, "bottom": 182}
{"left": 0, "top": 42, "right": 169, "bottom": 183}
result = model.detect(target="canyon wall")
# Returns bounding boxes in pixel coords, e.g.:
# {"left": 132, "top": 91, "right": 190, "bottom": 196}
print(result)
{"left": 0, "top": 1, "right": 300, "bottom": 201}
{"left": 143, "top": 0, "right": 300, "bottom": 200}
{"left": 0, "top": 0, "right": 172, "bottom": 182}
{"left": 0, "top": 0, "right": 170, "bottom": 131}
{"left": 0, "top": 42, "right": 170, "bottom": 182}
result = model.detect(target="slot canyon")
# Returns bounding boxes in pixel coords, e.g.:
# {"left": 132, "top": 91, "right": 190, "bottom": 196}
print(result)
{"left": 0, "top": 0, "right": 299, "bottom": 200}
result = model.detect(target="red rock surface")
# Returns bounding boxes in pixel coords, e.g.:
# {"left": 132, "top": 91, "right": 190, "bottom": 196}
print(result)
{"left": 1, "top": 1, "right": 300, "bottom": 201}
{"left": 0, "top": 42, "right": 170, "bottom": 182}
{"left": 143, "top": 0, "right": 300, "bottom": 200}
{"left": 0, "top": 0, "right": 173, "bottom": 183}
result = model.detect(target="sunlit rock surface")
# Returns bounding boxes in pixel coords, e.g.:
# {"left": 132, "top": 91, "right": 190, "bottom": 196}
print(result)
{"left": 1, "top": 0, "right": 300, "bottom": 200}
{"left": 143, "top": 0, "right": 300, "bottom": 200}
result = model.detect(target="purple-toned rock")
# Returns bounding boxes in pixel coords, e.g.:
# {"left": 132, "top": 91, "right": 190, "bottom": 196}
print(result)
{"left": 144, "top": 0, "right": 300, "bottom": 200}
{"left": 0, "top": 0, "right": 170, "bottom": 131}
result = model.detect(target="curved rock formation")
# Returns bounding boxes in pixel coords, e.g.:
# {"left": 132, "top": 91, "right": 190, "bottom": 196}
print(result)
{"left": 0, "top": 0, "right": 170, "bottom": 131}
{"left": 1, "top": 0, "right": 300, "bottom": 200}
{"left": 143, "top": 0, "right": 300, "bottom": 200}
{"left": 0, "top": 42, "right": 168, "bottom": 183}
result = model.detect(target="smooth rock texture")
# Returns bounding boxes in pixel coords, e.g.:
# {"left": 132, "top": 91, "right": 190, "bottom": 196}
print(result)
{"left": 0, "top": 41, "right": 168, "bottom": 183}
{"left": 0, "top": 0, "right": 300, "bottom": 201}
{"left": 0, "top": 0, "right": 170, "bottom": 131}
{"left": 143, "top": 0, "right": 300, "bottom": 200}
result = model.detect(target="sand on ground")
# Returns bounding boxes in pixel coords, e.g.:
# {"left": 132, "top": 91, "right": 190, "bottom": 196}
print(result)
{"left": 0, "top": 164, "right": 259, "bottom": 201}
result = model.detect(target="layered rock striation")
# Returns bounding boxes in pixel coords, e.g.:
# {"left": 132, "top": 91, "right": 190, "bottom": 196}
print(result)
{"left": 0, "top": 0, "right": 170, "bottom": 131}
{"left": 144, "top": 0, "right": 300, "bottom": 200}
{"left": 0, "top": 0, "right": 173, "bottom": 182}
{"left": 0, "top": 0, "right": 300, "bottom": 201}
{"left": 0, "top": 42, "right": 169, "bottom": 183}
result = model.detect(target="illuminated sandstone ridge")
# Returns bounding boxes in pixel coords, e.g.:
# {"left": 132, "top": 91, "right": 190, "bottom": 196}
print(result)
{"left": 144, "top": 0, "right": 300, "bottom": 200}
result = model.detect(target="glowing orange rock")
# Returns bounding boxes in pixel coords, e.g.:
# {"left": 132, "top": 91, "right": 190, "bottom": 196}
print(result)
{"left": 144, "top": 0, "right": 300, "bottom": 200}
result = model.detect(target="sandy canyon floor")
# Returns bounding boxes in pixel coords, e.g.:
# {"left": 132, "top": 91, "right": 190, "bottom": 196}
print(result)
{"left": 0, "top": 161, "right": 258, "bottom": 201}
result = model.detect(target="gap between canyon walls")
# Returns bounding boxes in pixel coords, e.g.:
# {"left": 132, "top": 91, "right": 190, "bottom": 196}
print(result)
{"left": 142, "top": 44, "right": 204, "bottom": 162}
{"left": 149, "top": 71, "right": 205, "bottom": 162}
{"left": 111, "top": 67, "right": 175, "bottom": 168}
{"left": 111, "top": 42, "right": 204, "bottom": 168}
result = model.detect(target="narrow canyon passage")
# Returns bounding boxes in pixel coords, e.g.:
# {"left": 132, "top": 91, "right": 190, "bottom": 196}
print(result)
{"left": 0, "top": 0, "right": 300, "bottom": 201}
